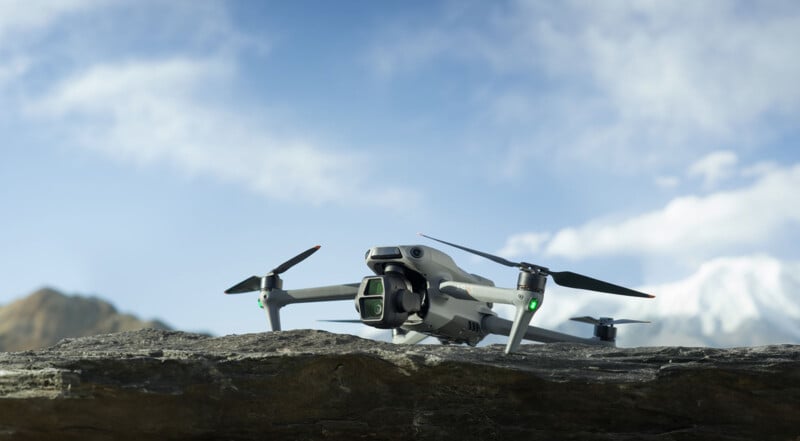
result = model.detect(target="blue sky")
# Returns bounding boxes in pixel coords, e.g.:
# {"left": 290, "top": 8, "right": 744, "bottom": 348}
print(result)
{"left": 1, "top": 1, "right": 798, "bottom": 338}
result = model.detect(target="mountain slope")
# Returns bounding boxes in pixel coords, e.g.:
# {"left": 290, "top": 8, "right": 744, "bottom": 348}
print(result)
{"left": 540, "top": 254, "right": 800, "bottom": 347}
{"left": 0, "top": 287, "right": 170, "bottom": 352}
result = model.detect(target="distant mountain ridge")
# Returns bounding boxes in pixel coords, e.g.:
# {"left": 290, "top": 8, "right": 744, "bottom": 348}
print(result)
{"left": 0, "top": 287, "right": 170, "bottom": 352}
{"left": 539, "top": 254, "right": 800, "bottom": 347}
{"left": 624, "top": 254, "right": 800, "bottom": 347}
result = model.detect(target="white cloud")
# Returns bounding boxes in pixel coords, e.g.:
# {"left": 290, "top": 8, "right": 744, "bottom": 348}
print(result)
{"left": 3, "top": 0, "right": 415, "bottom": 209}
{"left": 502, "top": 163, "right": 800, "bottom": 260}
{"left": 529, "top": 2, "right": 800, "bottom": 146}
{"left": 687, "top": 150, "right": 738, "bottom": 187}
{"left": 741, "top": 161, "right": 779, "bottom": 178}
{"left": 496, "top": 232, "right": 550, "bottom": 259}
{"left": 0, "top": 57, "right": 29, "bottom": 86}
{"left": 655, "top": 175, "right": 680, "bottom": 190}
{"left": 27, "top": 57, "right": 416, "bottom": 206}
{"left": 370, "top": 2, "right": 800, "bottom": 172}
{"left": 0, "top": 0, "right": 97, "bottom": 41}
{"left": 0, "top": 0, "right": 97, "bottom": 91}
{"left": 369, "top": 28, "right": 454, "bottom": 79}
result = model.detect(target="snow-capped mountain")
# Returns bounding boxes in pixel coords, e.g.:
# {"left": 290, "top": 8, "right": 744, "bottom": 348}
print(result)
{"left": 538, "top": 255, "right": 800, "bottom": 347}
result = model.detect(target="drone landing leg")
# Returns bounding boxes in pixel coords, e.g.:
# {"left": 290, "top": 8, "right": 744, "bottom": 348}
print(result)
{"left": 504, "top": 270, "right": 547, "bottom": 354}
{"left": 260, "top": 291, "right": 283, "bottom": 331}
{"left": 506, "top": 306, "right": 535, "bottom": 354}
{"left": 392, "top": 329, "right": 428, "bottom": 345}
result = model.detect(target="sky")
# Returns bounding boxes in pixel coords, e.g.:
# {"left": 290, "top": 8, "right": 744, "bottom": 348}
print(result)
{"left": 1, "top": 0, "right": 798, "bottom": 341}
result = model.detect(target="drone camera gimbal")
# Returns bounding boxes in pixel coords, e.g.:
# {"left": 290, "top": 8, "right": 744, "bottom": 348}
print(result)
{"left": 356, "top": 264, "right": 423, "bottom": 329}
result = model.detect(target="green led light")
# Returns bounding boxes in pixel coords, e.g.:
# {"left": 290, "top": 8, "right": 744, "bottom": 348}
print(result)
{"left": 257, "top": 298, "right": 264, "bottom": 309}
{"left": 527, "top": 298, "right": 539, "bottom": 312}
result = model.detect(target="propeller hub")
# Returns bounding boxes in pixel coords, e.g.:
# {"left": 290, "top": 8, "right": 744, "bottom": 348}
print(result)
{"left": 263, "top": 274, "right": 282, "bottom": 291}
{"left": 517, "top": 270, "right": 547, "bottom": 293}
{"left": 224, "top": 245, "right": 319, "bottom": 295}
{"left": 519, "top": 262, "right": 548, "bottom": 274}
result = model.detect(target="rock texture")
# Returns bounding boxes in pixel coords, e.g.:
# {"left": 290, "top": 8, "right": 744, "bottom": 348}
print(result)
{"left": 0, "top": 287, "right": 170, "bottom": 351}
{"left": 0, "top": 329, "right": 798, "bottom": 441}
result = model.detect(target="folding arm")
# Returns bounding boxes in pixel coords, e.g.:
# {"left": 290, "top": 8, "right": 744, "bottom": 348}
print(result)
{"left": 260, "top": 283, "right": 360, "bottom": 331}
{"left": 482, "top": 315, "right": 611, "bottom": 346}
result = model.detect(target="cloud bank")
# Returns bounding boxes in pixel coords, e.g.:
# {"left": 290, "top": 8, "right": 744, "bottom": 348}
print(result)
{"left": 28, "top": 57, "right": 380, "bottom": 205}
{"left": 8, "top": 1, "right": 417, "bottom": 208}
{"left": 370, "top": 1, "right": 800, "bottom": 173}
{"left": 501, "top": 161, "right": 800, "bottom": 260}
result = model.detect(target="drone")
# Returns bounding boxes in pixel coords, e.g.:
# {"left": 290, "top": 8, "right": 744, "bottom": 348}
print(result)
{"left": 225, "top": 234, "right": 654, "bottom": 354}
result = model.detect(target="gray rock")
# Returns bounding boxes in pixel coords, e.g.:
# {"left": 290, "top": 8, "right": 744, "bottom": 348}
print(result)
{"left": 0, "top": 329, "right": 798, "bottom": 440}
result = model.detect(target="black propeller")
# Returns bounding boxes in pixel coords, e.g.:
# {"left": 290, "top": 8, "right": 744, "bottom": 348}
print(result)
{"left": 271, "top": 245, "right": 321, "bottom": 275}
{"left": 418, "top": 233, "right": 654, "bottom": 299}
{"left": 570, "top": 316, "right": 649, "bottom": 342}
{"left": 570, "top": 316, "right": 650, "bottom": 325}
{"left": 224, "top": 245, "right": 321, "bottom": 294}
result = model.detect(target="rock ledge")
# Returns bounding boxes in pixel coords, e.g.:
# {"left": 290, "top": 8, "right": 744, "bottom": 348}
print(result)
{"left": 1, "top": 329, "right": 798, "bottom": 440}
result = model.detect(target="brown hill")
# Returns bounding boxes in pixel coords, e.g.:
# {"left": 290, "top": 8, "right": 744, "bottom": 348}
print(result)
{"left": 0, "top": 287, "right": 170, "bottom": 352}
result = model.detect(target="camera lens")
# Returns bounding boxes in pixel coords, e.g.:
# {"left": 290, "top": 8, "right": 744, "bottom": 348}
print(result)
{"left": 362, "top": 298, "right": 384, "bottom": 320}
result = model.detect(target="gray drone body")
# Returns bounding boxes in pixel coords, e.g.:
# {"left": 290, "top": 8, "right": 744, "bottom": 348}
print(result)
{"left": 358, "top": 245, "right": 496, "bottom": 346}
{"left": 225, "top": 235, "right": 653, "bottom": 354}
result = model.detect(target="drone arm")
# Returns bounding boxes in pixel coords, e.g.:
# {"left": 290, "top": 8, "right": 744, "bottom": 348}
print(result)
{"left": 482, "top": 315, "right": 609, "bottom": 346}
{"left": 268, "top": 283, "right": 361, "bottom": 307}
{"left": 259, "top": 283, "right": 360, "bottom": 332}
{"left": 438, "top": 281, "right": 519, "bottom": 305}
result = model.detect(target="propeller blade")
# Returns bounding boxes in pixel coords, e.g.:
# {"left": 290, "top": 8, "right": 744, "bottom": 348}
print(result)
{"left": 418, "top": 233, "right": 520, "bottom": 268}
{"left": 549, "top": 271, "right": 654, "bottom": 298}
{"left": 418, "top": 234, "right": 654, "bottom": 299}
{"left": 570, "top": 316, "right": 600, "bottom": 325}
{"left": 569, "top": 316, "right": 651, "bottom": 325}
{"left": 225, "top": 276, "right": 261, "bottom": 294}
{"left": 225, "top": 245, "right": 320, "bottom": 295}
{"left": 271, "top": 245, "right": 321, "bottom": 275}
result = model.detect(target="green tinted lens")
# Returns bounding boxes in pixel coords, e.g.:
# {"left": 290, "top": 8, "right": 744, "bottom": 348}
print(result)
{"left": 363, "top": 298, "right": 383, "bottom": 319}
{"left": 366, "top": 278, "right": 383, "bottom": 295}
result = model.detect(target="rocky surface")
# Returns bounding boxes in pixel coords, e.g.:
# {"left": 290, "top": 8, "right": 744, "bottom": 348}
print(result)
{"left": 0, "top": 329, "right": 798, "bottom": 440}
{"left": 0, "top": 288, "right": 170, "bottom": 352}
